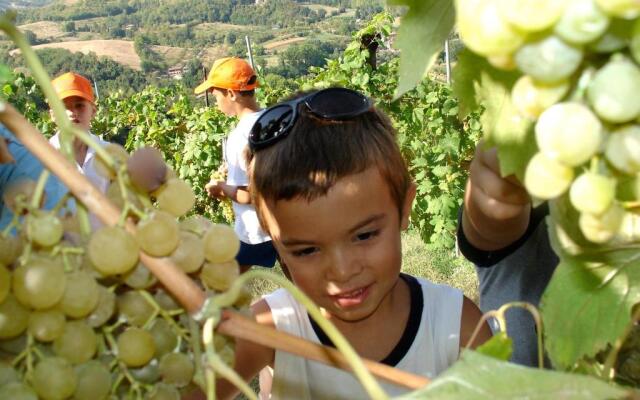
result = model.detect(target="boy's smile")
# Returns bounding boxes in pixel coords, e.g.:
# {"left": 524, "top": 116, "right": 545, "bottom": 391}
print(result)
{"left": 261, "top": 167, "right": 415, "bottom": 325}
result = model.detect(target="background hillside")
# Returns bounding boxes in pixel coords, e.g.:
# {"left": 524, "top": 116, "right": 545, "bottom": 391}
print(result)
{"left": 0, "top": 0, "right": 387, "bottom": 96}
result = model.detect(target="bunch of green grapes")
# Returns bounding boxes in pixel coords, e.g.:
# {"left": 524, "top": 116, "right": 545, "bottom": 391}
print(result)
{"left": 0, "top": 145, "right": 247, "bottom": 399}
{"left": 456, "top": 0, "right": 640, "bottom": 245}
{"left": 210, "top": 169, "right": 235, "bottom": 225}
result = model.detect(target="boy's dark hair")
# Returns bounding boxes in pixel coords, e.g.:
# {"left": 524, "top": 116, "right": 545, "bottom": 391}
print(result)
{"left": 212, "top": 87, "right": 255, "bottom": 97}
{"left": 248, "top": 94, "right": 411, "bottom": 223}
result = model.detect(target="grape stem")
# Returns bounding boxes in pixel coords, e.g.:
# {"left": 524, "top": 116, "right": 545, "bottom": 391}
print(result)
{"left": 491, "top": 302, "right": 544, "bottom": 369}
{"left": 204, "top": 270, "right": 389, "bottom": 400}
{"left": 29, "top": 169, "right": 49, "bottom": 209}
{"left": 203, "top": 317, "right": 257, "bottom": 400}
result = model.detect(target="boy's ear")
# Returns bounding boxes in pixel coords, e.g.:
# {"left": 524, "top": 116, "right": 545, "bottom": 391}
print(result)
{"left": 227, "top": 90, "right": 238, "bottom": 101}
{"left": 400, "top": 181, "right": 416, "bottom": 231}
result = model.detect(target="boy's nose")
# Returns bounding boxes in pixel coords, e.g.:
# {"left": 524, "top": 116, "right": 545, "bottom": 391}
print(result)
{"left": 327, "top": 248, "right": 361, "bottom": 283}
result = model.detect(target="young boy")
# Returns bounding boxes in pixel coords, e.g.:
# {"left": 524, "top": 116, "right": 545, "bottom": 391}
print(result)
{"left": 212, "top": 88, "right": 492, "bottom": 399}
{"left": 196, "top": 57, "right": 278, "bottom": 273}
{"left": 49, "top": 72, "right": 112, "bottom": 230}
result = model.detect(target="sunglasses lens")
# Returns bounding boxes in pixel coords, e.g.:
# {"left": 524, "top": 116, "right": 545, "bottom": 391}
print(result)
{"left": 250, "top": 105, "right": 295, "bottom": 147}
{"left": 307, "top": 88, "right": 370, "bottom": 119}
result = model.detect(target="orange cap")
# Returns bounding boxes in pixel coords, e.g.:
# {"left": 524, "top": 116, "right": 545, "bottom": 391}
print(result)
{"left": 194, "top": 57, "right": 259, "bottom": 94}
{"left": 52, "top": 72, "right": 95, "bottom": 104}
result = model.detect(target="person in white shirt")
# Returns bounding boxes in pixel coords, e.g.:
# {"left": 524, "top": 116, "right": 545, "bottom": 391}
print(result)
{"left": 197, "top": 57, "right": 278, "bottom": 273}
{"left": 49, "top": 72, "right": 110, "bottom": 228}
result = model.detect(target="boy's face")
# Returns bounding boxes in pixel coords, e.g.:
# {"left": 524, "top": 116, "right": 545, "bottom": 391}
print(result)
{"left": 210, "top": 88, "right": 235, "bottom": 117}
{"left": 51, "top": 96, "right": 96, "bottom": 132}
{"left": 260, "top": 167, "right": 415, "bottom": 324}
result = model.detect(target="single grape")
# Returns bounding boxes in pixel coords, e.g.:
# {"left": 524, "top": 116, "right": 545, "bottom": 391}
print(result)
{"left": 32, "top": 357, "right": 77, "bottom": 400}
{"left": 570, "top": 172, "right": 616, "bottom": 215}
{"left": 154, "top": 178, "right": 196, "bottom": 217}
{"left": 0, "top": 334, "right": 27, "bottom": 356}
{"left": 117, "top": 328, "right": 156, "bottom": 367}
{"left": 53, "top": 320, "right": 97, "bottom": 364}
{"left": 26, "top": 211, "right": 64, "bottom": 248}
{"left": 150, "top": 318, "right": 178, "bottom": 358}
{"left": 0, "top": 234, "right": 23, "bottom": 266}
{"left": 117, "top": 290, "right": 155, "bottom": 327}
{"left": 179, "top": 214, "right": 213, "bottom": 237}
{"left": 587, "top": 56, "right": 640, "bottom": 123}
{"left": 12, "top": 258, "right": 66, "bottom": 310}
{"left": 455, "top": 0, "right": 525, "bottom": 57}
{"left": 144, "top": 382, "right": 180, "bottom": 400}
{"left": 136, "top": 211, "right": 180, "bottom": 257}
{"left": 59, "top": 270, "right": 99, "bottom": 318}
{"left": 106, "top": 181, "right": 144, "bottom": 211}
{"left": 515, "top": 35, "right": 583, "bottom": 84}
{"left": 88, "top": 226, "right": 139, "bottom": 276}
{"left": 554, "top": 0, "right": 610, "bottom": 44}
{"left": 0, "top": 382, "right": 38, "bottom": 400}
{"left": 86, "top": 286, "right": 116, "bottom": 328}
{"left": 511, "top": 75, "right": 570, "bottom": 119}
{"left": 203, "top": 224, "right": 240, "bottom": 263}
{"left": 605, "top": 125, "right": 640, "bottom": 174}
{"left": 535, "top": 102, "right": 602, "bottom": 166}
{"left": 73, "top": 360, "right": 112, "bottom": 400}
{"left": 497, "top": 0, "right": 567, "bottom": 32}
{"left": 28, "top": 309, "right": 66, "bottom": 342}
{"left": 170, "top": 231, "right": 205, "bottom": 273}
{"left": 154, "top": 289, "right": 180, "bottom": 311}
{"left": 94, "top": 143, "right": 129, "bottom": 180}
{"left": 614, "top": 210, "right": 640, "bottom": 243}
{"left": 524, "top": 152, "right": 575, "bottom": 199}
{"left": 588, "top": 18, "right": 634, "bottom": 52}
{"left": 129, "top": 360, "right": 161, "bottom": 384}
{"left": 0, "top": 264, "right": 9, "bottom": 304}
{"left": 123, "top": 262, "right": 157, "bottom": 289}
{"left": 127, "top": 146, "right": 168, "bottom": 193}
{"left": 200, "top": 260, "right": 240, "bottom": 292}
{"left": 159, "top": 352, "right": 194, "bottom": 387}
{"left": 579, "top": 204, "right": 625, "bottom": 243}
{"left": 595, "top": 0, "right": 640, "bottom": 18}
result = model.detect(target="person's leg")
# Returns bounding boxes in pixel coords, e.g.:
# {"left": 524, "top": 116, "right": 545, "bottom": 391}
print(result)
{"left": 235, "top": 241, "right": 278, "bottom": 274}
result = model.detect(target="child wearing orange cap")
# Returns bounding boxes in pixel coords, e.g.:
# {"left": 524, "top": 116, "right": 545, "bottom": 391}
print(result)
{"left": 197, "top": 57, "right": 278, "bottom": 273}
{"left": 49, "top": 72, "right": 111, "bottom": 228}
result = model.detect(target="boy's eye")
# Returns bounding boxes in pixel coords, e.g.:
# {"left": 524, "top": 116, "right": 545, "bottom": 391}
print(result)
{"left": 356, "top": 230, "right": 379, "bottom": 242}
{"left": 292, "top": 247, "right": 318, "bottom": 257}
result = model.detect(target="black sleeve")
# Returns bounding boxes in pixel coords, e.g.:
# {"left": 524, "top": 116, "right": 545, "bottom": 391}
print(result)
{"left": 456, "top": 203, "right": 549, "bottom": 268}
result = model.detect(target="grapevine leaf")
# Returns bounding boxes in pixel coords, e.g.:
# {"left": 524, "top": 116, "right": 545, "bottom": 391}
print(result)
{"left": 397, "top": 351, "right": 628, "bottom": 399}
{"left": 542, "top": 246, "right": 640, "bottom": 368}
{"left": 452, "top": 49, "right": 536, "bottom": 180}
{"left": 475, "top": 331, "right": 513, "bottom": 361}
{"left": 543, "top": 198, "right": 640, "bottom": 368}
{"left": 388, "top": 0, "right": 455, "bottom": 99}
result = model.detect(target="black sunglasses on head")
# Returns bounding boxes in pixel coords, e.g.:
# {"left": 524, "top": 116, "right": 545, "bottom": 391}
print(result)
{"left": 248, "top": 87, "right": 372, "bottom": 152}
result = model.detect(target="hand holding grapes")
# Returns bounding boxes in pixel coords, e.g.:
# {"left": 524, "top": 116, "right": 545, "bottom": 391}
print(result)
{"left": 206, "top": 179, "right": 226, "bottom": 199}
{"left": 462, "top": 140, "right": 532, "bottom": 251}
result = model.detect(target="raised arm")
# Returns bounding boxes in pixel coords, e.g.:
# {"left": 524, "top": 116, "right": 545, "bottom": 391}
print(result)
{"left": 461, "top": 142, "right": 532, "bottom": 251}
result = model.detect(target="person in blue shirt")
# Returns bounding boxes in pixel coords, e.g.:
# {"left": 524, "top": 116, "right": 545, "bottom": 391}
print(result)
{"left": 0, "top": 123, "right": 66, "bottom": 230}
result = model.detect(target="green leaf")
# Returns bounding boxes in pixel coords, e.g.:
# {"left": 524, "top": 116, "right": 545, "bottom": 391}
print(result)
{"left": 397, "top": 351, "right": 628, "bottom": 399}
{"left": 388, "top": 0, "right": 455, "bottom": 99}
{"left": 452, "top": 49, "right": 536, "bottom": 180}
{"left": 476, "top": 332, "right": 513, "bottom": 361}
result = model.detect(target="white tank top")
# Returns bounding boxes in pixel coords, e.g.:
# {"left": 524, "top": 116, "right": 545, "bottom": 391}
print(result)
{"left": 261, "top": 275, "right": 462, "bottom": 399}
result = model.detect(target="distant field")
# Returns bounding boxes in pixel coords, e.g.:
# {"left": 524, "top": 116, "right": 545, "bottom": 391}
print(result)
{"left": 194, "top": 22, "right": 249, "bottom": 32}
{"left": 18, "top": 20, "right": 65, "bottom": 40}
{"left": 263, "top": 37, "right": 306, "bottom": 50}
{"left": 301, "top": 4, "right": 339, "bottom": 13}
{"left": 10, "top": 40, "right": 142, "bottom": 70}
